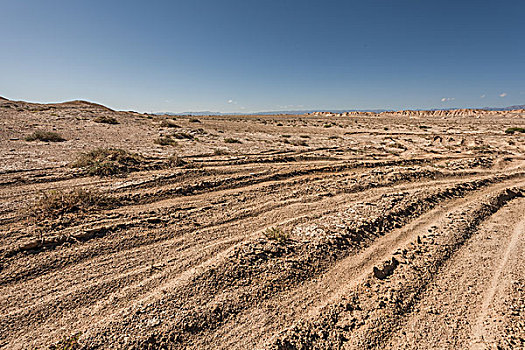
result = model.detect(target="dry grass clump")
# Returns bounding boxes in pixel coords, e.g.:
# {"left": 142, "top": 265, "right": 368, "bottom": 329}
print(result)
{"left": 160, "top": 119, "right": 180, "bottom": 128}
{"left": 167, "top": 153, "right": 186, "bottom": 167}
{"left": 29, "top": 189, "right": 113, "bottom": 221}
{"left": 224, "top": 138, "right": 241, "bottom": 144}
{"left": 93, "top": 115, "right": 119, "bottom": 124}
{"left": 264, "top": 227, "right": 289, "bottom": 243}
{"left": 155, "top": 136, "right": 178, "bottom": 146}
{"left": 290, "top": 139, "right": 308, "bottom": 146}
{"left": 214, "top": 148, "right": 230, "bottom": 155}
{"left": 505, "top": 127, "right": 525, "bottom": 134}
{"left": 49, "top": 332, "right": 81, "bottom": 350}
{"left": 172, "top": 132, "right": 194, "bottom": 140}
{"left": 25, "top": 130, "right": 65, "bottom": 142}
{"left": 71, "top": 148, "right": 144, "bottom": 176}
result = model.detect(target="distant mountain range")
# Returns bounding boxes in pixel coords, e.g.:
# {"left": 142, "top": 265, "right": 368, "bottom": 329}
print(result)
{"left": 481, "top": 105, "right": 525, "bottom": 111}
{"left": 153, "top": 104, "right": 524, "bottom": 116}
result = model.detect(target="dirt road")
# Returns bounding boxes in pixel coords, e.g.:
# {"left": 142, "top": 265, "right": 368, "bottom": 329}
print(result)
{"left": 0, "top": 98, "right": 524, "bottom": 349}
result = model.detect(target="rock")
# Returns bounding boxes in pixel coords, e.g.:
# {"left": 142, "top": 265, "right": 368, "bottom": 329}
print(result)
{"left": 373, "top": 257, "right": 399, "bottom": 280}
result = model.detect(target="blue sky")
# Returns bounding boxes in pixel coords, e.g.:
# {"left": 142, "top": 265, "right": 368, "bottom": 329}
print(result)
{"left": 1, "top": 0, "right": 524, "bottom": 112}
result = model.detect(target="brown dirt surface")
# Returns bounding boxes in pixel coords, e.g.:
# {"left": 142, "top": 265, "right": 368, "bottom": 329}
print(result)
{"left": 0, "top": 97, "right": 524, "bottom": 349}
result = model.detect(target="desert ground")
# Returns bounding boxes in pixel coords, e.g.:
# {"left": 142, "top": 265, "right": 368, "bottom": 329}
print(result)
{"left": 0, "top": 97, "right": 524, "bottom": 349}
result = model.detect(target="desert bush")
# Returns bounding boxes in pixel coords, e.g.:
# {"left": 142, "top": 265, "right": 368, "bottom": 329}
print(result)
{"left": 505, "top": 127, "right": 525, "bottom": 134}
{"left": 189, "top": 118, "right": 201, "bottom": 123}
{"left": 29, "top": 189, "right": 113, "bottom": 221}
{"left": 290, "top": 139, "right": 308, "bottom": 146}
{"left": 167, "top": 153, "right": 186, "bottom": 167}
{"left": 281, "top": 134, "right": 291, "bottom": 138}
{"left": 214, "top": 148, "right": 230, "bottom": 155}
{"left": 155, "top": 136, "right": 178, "bottom": 146}
{"left": 323, "top": 123, "right": 332, "bottom": 128}
{"left": 299, "top": 135, "right": 310, "bottom": 138}
{"left": 160, "top": 119, "right": 180, "bottom": 128}
{"left": 25, "top": 130, "right": 65, "bottom": 142}
{"left": 172, "top": 132, "right": 194, "bottom": 140}
{"left": 93, "top": 115, "right": 119, "bottom": 124}
{"left": 71, "top": 148, "right": 144, "bottom": 176}
{"left": 264, "top": 227, "right": 289, "bottom": 243}
{"left": 224, "top": 138, "right": 241, "bottom": 144}
{"left": 49, "top": 332, "right": 81, "bottom": 350}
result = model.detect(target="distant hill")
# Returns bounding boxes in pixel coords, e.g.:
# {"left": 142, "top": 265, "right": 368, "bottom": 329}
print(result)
{"left": 154, "top": 109, "right": 389, "bottom": 116}
{"left": 482, "top": 105, "right": 525, "bottom": 111}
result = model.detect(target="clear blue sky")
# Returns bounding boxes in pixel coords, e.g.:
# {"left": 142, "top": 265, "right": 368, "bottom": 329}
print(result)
{"left": 1, "top": 0, "right": 524, "bottom": 112}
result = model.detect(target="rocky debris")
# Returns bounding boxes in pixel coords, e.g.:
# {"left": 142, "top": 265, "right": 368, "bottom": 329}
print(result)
{"left": 373, "top": 257, "right": 399, "bottom": 280}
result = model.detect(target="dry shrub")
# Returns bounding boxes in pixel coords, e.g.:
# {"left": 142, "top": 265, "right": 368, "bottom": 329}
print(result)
{"left": 94, "top": 115, "right": 119, "bottom": 124}
{"left": 264, "top": 227, "right": 289, "bottom": 243}
{"left": 224, "top": 138, "right": 241, "bottom": 144}
{"left": 505, "top": 127, "right": 525, "bottom": 134}
{"left": 29, "top": 189, "right": 113, "bottom": 221}
{"left": 155, "top": 136, "right": 178, "bottom": 146}
{"left": 160, "top": 119, "right": 180, "bottom": 128}
{"left": 71, "top": 148, "right": 144, "bottom": 176}
{"left": 25, "top": 130, "right": 65, "bottom": 142}
{"left": 172, "top": 132, "right": 194, "bottom": 140}
{"left": 168, "top": 153, "right": 186, "bottom": 167}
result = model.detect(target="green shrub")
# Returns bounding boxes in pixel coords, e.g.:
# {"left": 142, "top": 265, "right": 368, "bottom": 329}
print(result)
{"left": 25, "top": 130, "right": 65, "bottom": 142}
{"left": 71, "top": 148, "right": 144, "bottom": 176}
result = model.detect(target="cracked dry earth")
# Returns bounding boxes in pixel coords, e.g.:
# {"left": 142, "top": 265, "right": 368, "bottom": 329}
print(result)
{"left": 0, "top": 97, "right": 524, "bottom": 349}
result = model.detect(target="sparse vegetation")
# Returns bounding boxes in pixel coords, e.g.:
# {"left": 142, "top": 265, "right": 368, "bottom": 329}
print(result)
{"left": 264, "top": 227, "right": 289, "bottom": 243}
{"left": 281, "top": 134, "right": 291, "bottom": 138}
{"left": 49, "top": 332, "right": 81, "bottom": 350}
{"left": 323, "top": 123, "right": 332, "bottom": 128}
{"left": 224, "top": 138, "right": 242, "bottom": 144}
{"left": 505, "top": 127, "right": 525, "bottom": 134}
{"left": 155, "top": 136, "right": 178, "bottom": 146}
{"left": 167, "top": 153, "right": 186, "bottom": 167}
{"left": 299, "top": 135, "right": 310, "bottom": 138}
{"left": 290, "top": 139, "right": 308, "bottom": 146}
{"left": 172, "top": 132, "right": 194, "bottom": 140}
{"left": 189, "top": 118, "right": 201, "bottom": 123}
{"left": 28, "top": 189, "right": 113, "bottom": 221}
{"left": 94, "top": 115, "right": 119, "bottom": 124}
{"left": 160, "top": 119, "right": 180, "bottom": 128}
{"left": 214, "top": 148, "right": 230, "bottom": 155}
{"left": 71, "top": 148, "right": 144, "bottom": 176}
{"left": 25, "top": 130, "right": 65, "bottom": 142}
